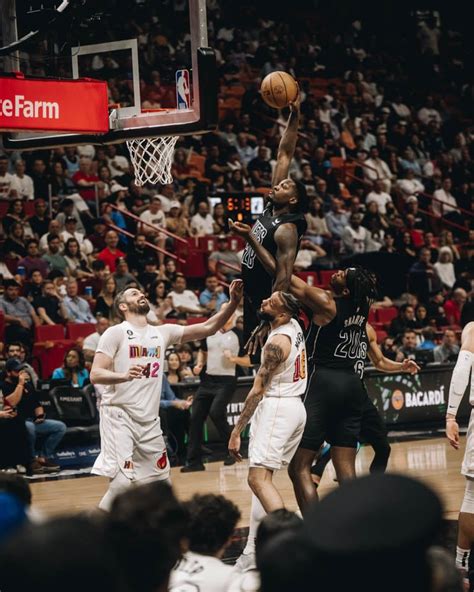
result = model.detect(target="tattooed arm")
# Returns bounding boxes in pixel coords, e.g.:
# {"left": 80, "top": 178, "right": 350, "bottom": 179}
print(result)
{"left": 228, "top": 334, "right": 291, "bottom": 461}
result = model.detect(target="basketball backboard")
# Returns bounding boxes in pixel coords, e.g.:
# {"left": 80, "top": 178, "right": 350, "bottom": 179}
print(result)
{"left": 0, "top": 0, "right": 217, "bottom": 150}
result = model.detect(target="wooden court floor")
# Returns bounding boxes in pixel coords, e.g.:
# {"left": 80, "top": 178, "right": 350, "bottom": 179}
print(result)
{"left": 30, "top": 436, "right": 467, "bottom": 524}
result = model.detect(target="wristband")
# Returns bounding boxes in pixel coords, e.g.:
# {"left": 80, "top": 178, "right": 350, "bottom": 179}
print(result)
{"left": 446, "top": 417, "right": 456, "bottom": 422}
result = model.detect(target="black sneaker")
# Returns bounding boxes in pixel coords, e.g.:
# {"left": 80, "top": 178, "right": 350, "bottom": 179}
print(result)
{"left": 223, "top": 455, "right": 236, "bottom": 466}
{"left": 180, "top": 463, "right": 205, "bottom": 473}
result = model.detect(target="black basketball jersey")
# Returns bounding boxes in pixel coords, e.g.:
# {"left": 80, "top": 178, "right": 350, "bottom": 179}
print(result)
{"left": 241, "top": 204, "right": 307, "bottom": 307}
{"left": 306, "top": 297, "right": 369, "bottom": 376}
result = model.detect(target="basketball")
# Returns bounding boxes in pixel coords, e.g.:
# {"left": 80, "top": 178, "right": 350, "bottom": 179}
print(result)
{"left": 260, "top": 71, "right": 298, "bottom": 109}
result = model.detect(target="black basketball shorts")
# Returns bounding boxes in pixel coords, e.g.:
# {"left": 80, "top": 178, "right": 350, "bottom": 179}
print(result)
{"left": 299, "top": 367, "right": 366, "bottom": 451}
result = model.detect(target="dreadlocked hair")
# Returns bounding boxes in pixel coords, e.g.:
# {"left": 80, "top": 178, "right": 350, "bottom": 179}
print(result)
{"left": 347, "top": 267, "right": 378, "bottom": 312}
{"left": 280, "top": 292, "right": 301, "bottom": 318}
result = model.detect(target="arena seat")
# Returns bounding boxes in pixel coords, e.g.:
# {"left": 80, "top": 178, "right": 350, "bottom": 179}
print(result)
{"left": 296, "top": 271, "right": 319, "bottom": 286}
{"left": 32, "top": 342, "right": 74, "bottom": 379}
{"left": 66, "top": 323, "right": 96, "bottom": 341}
{"left": 49, "top": 385, "right": 97, "bottom": 426}
{"left": 186, "top": 316, "right": 208, "bottom": 325}
{"left": 375, "top": 330, "right": 388, "bottom": 343}
{"left": 181, "top": 251, "right": 207, "bottom": 279}
{"left": 368, "top": 308, "right": 377, "bottom": 324}
{"left": 376, "top": 307, "right": 398, "bottom": 325}
{"left": 34, "top": 324, "right": 65, "bottom": 342}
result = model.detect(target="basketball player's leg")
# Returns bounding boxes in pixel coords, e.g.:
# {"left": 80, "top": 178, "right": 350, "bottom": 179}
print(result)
{"left": 184, "top": 384, "right": 213, "bottom": 467}
{"left": 457, "top": 412, "right": 474, "bottom": 582}
{"left": 92, "top": 406, "right": 136, "bottom": 511}
{"left": 289, "top": 372, "right": 327, "bottom": 511}
{"left": 133, "top": 417, "right": 171, "bottom": 486}
{"left": 359, "top": 395, "right": 391, "bottom": 473}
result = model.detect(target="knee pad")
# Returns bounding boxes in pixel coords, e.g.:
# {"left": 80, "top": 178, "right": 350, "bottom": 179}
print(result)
{"left": 461, "top": 478, "right": 474, "bottom": 514}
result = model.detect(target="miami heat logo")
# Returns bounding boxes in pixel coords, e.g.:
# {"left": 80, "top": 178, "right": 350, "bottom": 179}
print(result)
{"left": 156, "top": 451, "right": 168, "bottom": 470}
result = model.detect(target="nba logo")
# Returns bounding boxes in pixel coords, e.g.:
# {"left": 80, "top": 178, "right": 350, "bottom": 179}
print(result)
{"left": 176, "top": 69, "right": 191, "bottom": 110}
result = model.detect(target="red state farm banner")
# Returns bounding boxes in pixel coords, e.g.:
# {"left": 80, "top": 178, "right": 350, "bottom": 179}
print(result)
{"left": 0, "top": 76, "right": 109, "bottom": 133}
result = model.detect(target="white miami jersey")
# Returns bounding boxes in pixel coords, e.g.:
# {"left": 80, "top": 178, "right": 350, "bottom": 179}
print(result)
{"left": 262, "top": 318, "right": 307, "bottom": 398}
{"left": 95, "top": 321, "right": 184, "bottom": 422}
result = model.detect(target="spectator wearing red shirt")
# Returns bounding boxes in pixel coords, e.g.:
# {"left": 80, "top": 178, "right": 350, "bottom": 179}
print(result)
{"left": 72, "top": 157, "right": 102, "bottom": 203}
{"left": 444, "top": 288, "right": 467, "bottom": 326}
{"left": 97, "top": 230, "right": 125, "bottom": 273}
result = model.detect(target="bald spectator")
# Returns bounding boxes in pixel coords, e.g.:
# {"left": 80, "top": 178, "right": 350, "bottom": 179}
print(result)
{"left": 97, "top": 230, "right": 125, "bottom": 273}
{"left": 82, "top": 317, "right": 110, "bottom": 363}
{"left": 433, "top": 330, "right": 460, "bottom": 363}
{"left": 444, "top": 288, "right": 467, "bottom": 326}
{"left": 63, "top": 279, "right": 95, "bottom": 323}
{"left": 366, "top": 180, "right": 393, "bottom": 215}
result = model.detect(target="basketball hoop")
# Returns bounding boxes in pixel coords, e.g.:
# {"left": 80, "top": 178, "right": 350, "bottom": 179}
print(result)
{"left": 126, "top": 135, "right": 178, "bottom": 186}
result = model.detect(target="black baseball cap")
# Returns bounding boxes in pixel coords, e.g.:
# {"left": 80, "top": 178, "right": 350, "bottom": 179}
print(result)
{"left": 5, "top": 358, "right": 27, "bottom": 373}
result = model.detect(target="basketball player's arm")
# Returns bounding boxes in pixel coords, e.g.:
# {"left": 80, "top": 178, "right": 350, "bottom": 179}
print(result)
{"left": 366, "top": 323, "right": 420, "bottom": 374}
{"left": 446, "top": 322, "right": 474, "bottom": 450}
{"left": 90, "top": 352, "right": 145, "bottom": 384}
{"left": 180, "top": 280, "right": 243, "bottom": 343}
{"left": 272, "top": 92, "right": 301, "bottom": 186}
{"left": 229, "top": 335, "right": 290, "bottom": 461}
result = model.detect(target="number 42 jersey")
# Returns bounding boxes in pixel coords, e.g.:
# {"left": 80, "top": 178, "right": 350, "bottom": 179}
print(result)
{"left": 306, "top": 297, "right": 369, "bottom": 378}
{"left": 96, "top": 321, "right": 184, "bottom": 422}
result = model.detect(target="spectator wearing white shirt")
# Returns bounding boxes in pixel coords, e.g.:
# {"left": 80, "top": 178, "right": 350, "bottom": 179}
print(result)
{"left": 168, "top": 273, "right": 205, "bottom": 316}
{"left": 139, "top": 196, "right": 166, "bottom": 233}
{"left": 82, "top": 317, "right": 110, "bottom": 363}
{"left": 418, "top": 95, "right": 442, "bottom": 126}
{"left": 341, "top": 213, "right": 372, "bottom": 254}
{"left": 433, "top": 178, "right": 460, "bottom": 220}
{"left": 105, "top": 145, "right": 129, "bottom": 178}
{"left": 191, "top": 202, "right": 214, "bottom": 236}
{"left": 154, "top": 184, "right": 174, "bottom": 213}
{"left": 12, "top": 160, "right": 34, "bottom": 200}
{"left": 364, "top": 146, "right": 393, "bottom": 193}
{"left": 0, "top": 155, "right": 20, "bottom": 199}
{"left": 169, "top": 494, "right": 240, "bottom": 592}
{"left": 396, "top": 169, "right": 425, "bottom": 201}
{"left": 366, "top": 179, "right": 393, "bottom": 214}
{"left": 236, "top": 133, "right": 258, "bottom": 166}
{"left": 60, "top": 217, "right": 93, "bottom": 256}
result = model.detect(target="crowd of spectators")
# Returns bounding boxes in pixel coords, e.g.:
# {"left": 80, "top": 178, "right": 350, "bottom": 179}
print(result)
{"left": 0, "top": 471, "right": 465, "bottom": 592}
{"left": 0, "top": 2, "right": 473, "bottom": 468}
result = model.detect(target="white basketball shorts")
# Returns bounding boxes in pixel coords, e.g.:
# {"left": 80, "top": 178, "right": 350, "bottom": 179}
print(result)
{"left": 462, "top": 408, "right": 474, "bottom": 478}
{"left": 249, "top": 396, "right": 306, "bottom": 471}
{"left": 92, "top": 405, "right": 170, "bottom": 482}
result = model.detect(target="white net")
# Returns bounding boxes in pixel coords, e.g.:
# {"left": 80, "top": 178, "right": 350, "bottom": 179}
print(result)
{"left": 126, "top": 135, "right": 179, "bottom": 186}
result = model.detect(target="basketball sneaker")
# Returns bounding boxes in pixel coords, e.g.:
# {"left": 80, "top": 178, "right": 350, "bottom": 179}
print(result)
{"left": 234, "top": 552, "right": 256, "bottom": 573}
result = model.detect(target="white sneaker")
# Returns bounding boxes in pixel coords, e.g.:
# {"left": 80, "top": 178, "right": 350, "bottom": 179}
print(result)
{"left": 234, "top": 552, "right": 256, "bottom": 573}
{"left": 16, "top": 465, "right": 27, "bottom": 474}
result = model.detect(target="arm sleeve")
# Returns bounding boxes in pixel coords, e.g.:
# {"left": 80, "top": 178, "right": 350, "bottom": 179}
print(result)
{"left": 96, "top": 325, "right": 123, "bottom": 358}
{"left": 447, "top": 350, "right": 473, "bottom": 417}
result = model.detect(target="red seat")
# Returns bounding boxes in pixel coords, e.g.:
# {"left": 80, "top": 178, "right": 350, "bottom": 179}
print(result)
{"left": 186, "top": 316, "right": 207, "bottom": 325}
{"left": 375, "top": 330, "right": 388, "bottom": 343}
{"left": 66, "top": 323, "right": 96, "bottom": 340}
{"left": 376, "top": 307, "right": 398, "bottom": 325}
{"left": 32, "top": 342, "right": 71, "bottom": 379}
{"left": 228, "top": 236, "right": 245, "bottom": 252}
{"left": 181, "top": 251, "right": 207, "bottom": 279}
{"left": 34, "top": 324, "right": 65, "bottom": 342}
{"left": 198, "top": 236, "right": 217, "bottom": 253}
{"left": 318, "top": 270, "right": 334, "bottom": 287}
{"left": 368, "top": 308, "right": 377, "bottom": 324}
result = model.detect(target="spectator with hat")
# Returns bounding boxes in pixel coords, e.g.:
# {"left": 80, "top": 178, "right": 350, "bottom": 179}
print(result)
{"left": 208, "top": 235, "right": 241, "bottom": 282}
{"left": 166, "top": 200, "right": 190, "bottom": 237}
{"left": 0, "top": 358, "right": 65, "bottom": 474}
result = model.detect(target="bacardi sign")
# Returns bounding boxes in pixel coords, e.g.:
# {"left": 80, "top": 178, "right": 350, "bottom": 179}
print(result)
{"left": 0, "top": 74, "right": 109, "bottom": 133}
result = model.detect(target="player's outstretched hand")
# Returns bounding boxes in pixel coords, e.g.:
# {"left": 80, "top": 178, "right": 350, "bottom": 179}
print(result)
{"left": 401, "top": 359, "right": 420, "bottom": 374}
{"left": 446, "top": 419, "right": 460, "bottom": 450}
{"left": 229, "top": 279, "right": 244, "bottom": 303}
{"left": 228, "top": 430, "right": 242, "bottom": 462}
{"left": 229, "top": 219, "right": 252, "bottom": 238}
{"left": 124, "top": 365, "right": 145, "bottom": 381}
{"left": 289, "top": 83, "right": 301, "bottom": 113}
{"left": 245, "top": 320, "right": 270, "bottom": 356}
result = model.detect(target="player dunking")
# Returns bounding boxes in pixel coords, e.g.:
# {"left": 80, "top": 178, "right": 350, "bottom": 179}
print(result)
{"left": 232, "top": 221, "right": 378, "bottom": 511}
{"left": 90, "top": 281, "right": 243, "bottom": 510}
{"left": 239, "top": 92, "right": 308, "bottom": 356}
{"left": 228, "top": 290, "right": 307, "bottom": 570}
{"left": 445, "top": 321, "right": 474, "bottom": 587}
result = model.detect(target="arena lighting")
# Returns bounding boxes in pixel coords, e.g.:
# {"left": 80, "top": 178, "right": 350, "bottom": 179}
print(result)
{"left": 0, "top": 0, "right": 90, "bottom": 56}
